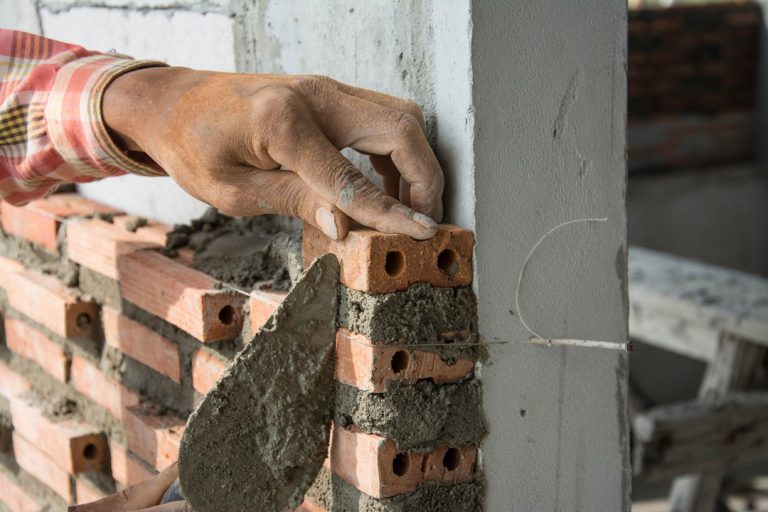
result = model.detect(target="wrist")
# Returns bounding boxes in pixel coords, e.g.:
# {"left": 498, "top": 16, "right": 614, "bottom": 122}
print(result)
{"left": 102, "top": 66, "right": 190, "bottom": 153}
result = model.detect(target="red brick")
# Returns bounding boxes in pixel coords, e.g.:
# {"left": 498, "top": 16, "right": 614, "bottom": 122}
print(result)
{"left": 10, "top": 396, "right": 107, "bottom": 474}
{"left": 191, "top": 349, "right": 228, "bottom": 395}
{"left": 0, "top": 359, "right": 32, "bottom": 401}
{"left": 0, "top": 255, "right": 24, "bottom": 290}
{"left": 327, "top": 425, "right": 424, "bottom": 498}
{"left": 422, "top": 445, "right": 477, "bottom": 483}
{"left": 0, "top": 466, "right": 44, "bottom": 512}
{"left": 102, "top": 307, "right": 181, "bottom": 384}
{"left": 13, "top": 432, "right": 74, "bottom": 502}
{"left": 1, "top": 193, "right": 119, "bottom": 252}
{"left": 249, "top": 289, "right": 287, "bottom": 332}
{"left": 76, "top": 478, "right": 108, "bottom": 504}
{"left": 4, "top": 265, "right": 98, "bottom": 340}
{"left": 4, "top": 318, "right": 68, "bottom": 382}
{"left": 111, "top": 215, "right": 171, "bottom": 246}
{"left": 117, "top": 250, "right": 245, "bottom": 342}
{"left": 303, "top": 224, "right": 473, "bottom": 293}
{"left": 70, "top": 355, "right": 139, "bottom": 419}
{"left": 67, "top": 218, "right": 161, "bottom": 280}
{"left": 109, "top": 440, "right": 157, "bottom": 487}
{"left": 335, "top": 329, "right": 474, "bottom": 393}
{"left": 124, "top": 408, "right": 184, "bottom": 471}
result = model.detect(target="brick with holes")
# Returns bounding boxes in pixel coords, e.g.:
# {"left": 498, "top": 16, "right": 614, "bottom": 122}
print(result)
{"left": 334, "top": 329, "right": 474, "bottom": 393}
{"left": 3, "top": 264, "right": 98, "bottom": 340}
{"left": 10, "top": 396, "right": 107, "bottom": 474}
{"left": 117, "top": 250, "right": 245, "bottom": 342}
{"left": 302, "top": 224, "right": 473, "bottom": 293}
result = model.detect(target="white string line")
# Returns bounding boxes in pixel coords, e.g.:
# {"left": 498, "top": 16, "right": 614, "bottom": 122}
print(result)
{"left": 514, "top": 217, "right": 609, "bottom": 339}
{"left": 24, "top": 205, "right": 627, "bottom": 351}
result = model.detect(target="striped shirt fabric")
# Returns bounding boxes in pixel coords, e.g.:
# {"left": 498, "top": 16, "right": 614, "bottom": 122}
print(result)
{"left": 0, "top": 29, "right": 167, "bottom": 205}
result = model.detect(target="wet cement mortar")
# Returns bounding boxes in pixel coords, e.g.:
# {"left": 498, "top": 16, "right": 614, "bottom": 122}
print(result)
{"left": 339, "top": 284, "right": 484, "bottom": 362}
{"left": 163, "top": 209, "right": 302, "bottom": 291}
{"left": 0, "top": 228, "right": 78, "bottom": 286}
{"left": 334, "top": 380, "right": 486, "bottom": 452}
{"left": 179, "top": 255, "right": 339, "bottom": 512}
{"left": 306, "top": 468, "right": 484, "bottom": 512}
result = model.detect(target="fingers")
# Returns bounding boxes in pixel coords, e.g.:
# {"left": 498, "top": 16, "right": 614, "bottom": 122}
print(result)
{"left": 271, "top": 123, "right": 438, "bottom": 240}
{"left": 211, "top": 168, "right": 350, "bottom": 240}
{"left": 69, "top": 463, "right": 179, "bottom": 512}
{"left": 313, "top": 91, "right": 444, "bottom": 221}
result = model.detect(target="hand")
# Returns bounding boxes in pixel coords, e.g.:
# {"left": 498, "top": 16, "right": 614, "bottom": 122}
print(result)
{"left": 69, "top": 462, "right": 189, "bottom": 512}
{"left": 103, "top": 69, "right": 444, "bottom": 240}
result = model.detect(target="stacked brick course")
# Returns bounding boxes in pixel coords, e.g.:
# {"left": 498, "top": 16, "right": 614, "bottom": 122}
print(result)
{"left": 628, "top": 2, "right": 762, "bottom": 172}
{"left": 0, "top": 192, "right": 484, "bottom": 511}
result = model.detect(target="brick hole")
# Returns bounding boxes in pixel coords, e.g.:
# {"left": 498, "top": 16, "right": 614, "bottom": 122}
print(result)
{"left": 385, "top": 251, "right": 406, "bottom": 277}
{"left": 437, "top": 249, "right": 459, "bottom": 276}
{"left": 76, "top": 313, "right": 92, "bottom": 331}
{"left": 218, "top": 305, "right": 236, "bottom": 325}
{"left": 83, "top": 443, "right": 98, "bottom": 460}
{"left": 392, "top": 453, "right": 409, "bottom": 476}
{"left": 391, "top": 350, "right": 410, "bottom": 374}
{"left": 442, "top": 448, "right": 461, "bottom": 471}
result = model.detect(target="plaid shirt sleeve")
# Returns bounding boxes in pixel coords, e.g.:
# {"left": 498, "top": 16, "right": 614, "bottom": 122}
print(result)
{"left": 0, "top": 29, "right": 168, "bottom": 205}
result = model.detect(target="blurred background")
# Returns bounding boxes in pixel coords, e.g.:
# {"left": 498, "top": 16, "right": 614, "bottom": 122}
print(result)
{"left": 626, "top": 0, "right": 768, "bottom": 511}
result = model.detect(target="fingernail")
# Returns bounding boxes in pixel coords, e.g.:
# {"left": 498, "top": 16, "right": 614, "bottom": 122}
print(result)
{"left": 412, "top": 212, "right": 437, "bottom": 230}
{"left": 315, "top": 207, "right": 339, "bottom": 240}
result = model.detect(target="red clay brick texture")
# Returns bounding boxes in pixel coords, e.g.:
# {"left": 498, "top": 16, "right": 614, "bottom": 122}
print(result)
{"left": 628, "top": 3, "right": 762, "bottom": 171}
{"left": 4, "top": 317, "right": 68, "bottom": 382}
{"left": 123, "top": 409, "right": 184, "bottom": 471}
{"left": 67, "top": 217, "right": 162, "bottom": 280}
{"left": 191, "top": 349, "right": 228, "bottom": 395}
{"left": 0, "top": 359, "right": 32, "bottom": 400}
{"left": 303, "top": 224, "right": 473, "bottom": 293}
{"left": 102, "top": 307, "right": 181, "bottom": 383}
{"left": 109, "top": 440, "right": 157, "bottom": 487}
{"left": 249, "top": 289, "right": 288, "bottom": 332}
{"left": 1, "top": 193, "right": 120, "bottom": 252}
{"left": 10, "top": 397, "right": 107, "bottom": 474}
{"left": 0, "top": 466, "right": 44, "bottom": 512}
{"left": 13, "top": 432, "right": 74, "bottom": 502}
{"left": 327, "top": 425, "right": 477, "bottom": 498}
{"left": 70, "top": 355, "right": 139, "bottom": 419}
{"left": 3, "top": 265, "right": 98, "bottom": 340}
{"left": 117, "top": 250, "right": 245, "bottom": 342}
{"left": 335, "top": 329, "right": 474, "bottom": 393}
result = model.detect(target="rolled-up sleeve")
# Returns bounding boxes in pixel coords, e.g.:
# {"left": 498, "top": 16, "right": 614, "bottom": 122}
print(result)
{"left": 0, "top": 29, "right": 167, "bottom": 205}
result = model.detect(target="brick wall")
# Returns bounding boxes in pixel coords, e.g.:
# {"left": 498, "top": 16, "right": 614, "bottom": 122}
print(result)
{"left": 628, "top": 2, "right": 763, "bottom": 172}
{"left": 0, "top": 192, "right": 484, "bottom": 511}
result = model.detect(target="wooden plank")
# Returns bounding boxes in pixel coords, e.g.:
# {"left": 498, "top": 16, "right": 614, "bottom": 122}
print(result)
{"left": 629, "top": 247, "right": 768, "bottom": 355}
{"left": 666, "top": 334, "right": 767, "bottom": 512}
{"left": 633, "top": 392, "right": 768, "bottom": 480}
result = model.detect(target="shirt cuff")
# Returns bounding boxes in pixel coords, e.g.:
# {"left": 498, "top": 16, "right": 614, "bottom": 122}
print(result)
{"left": 45, "top": 55, "right": 168, "bottom": 180}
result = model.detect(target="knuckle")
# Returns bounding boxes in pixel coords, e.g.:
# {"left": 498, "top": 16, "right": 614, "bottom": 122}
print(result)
{"left": 391, "top": 111, "right": 422, "bottom": 138}
{"left": 292, "top": 74, "right": 337, "bottom": 97}
{"left": 255, "top": 84, "right": 303, "bottom": 122}
{"left": 401, "top": 100, "right": 426, "bottom": 128}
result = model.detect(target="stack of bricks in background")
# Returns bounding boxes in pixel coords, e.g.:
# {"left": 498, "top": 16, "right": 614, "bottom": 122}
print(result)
{"left": 0, "top": 190, "right": 484, "bottom": 511}
{"left": 628, "top": 2, "right": 762, "bottom": 172}
{"left": 300, "top": 226, "right": 485, "bottom": 511}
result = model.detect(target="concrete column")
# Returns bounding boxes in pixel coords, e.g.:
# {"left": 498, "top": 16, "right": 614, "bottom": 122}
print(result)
{"left": 470, "top": 2, "right": 629, "bottom": 510}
